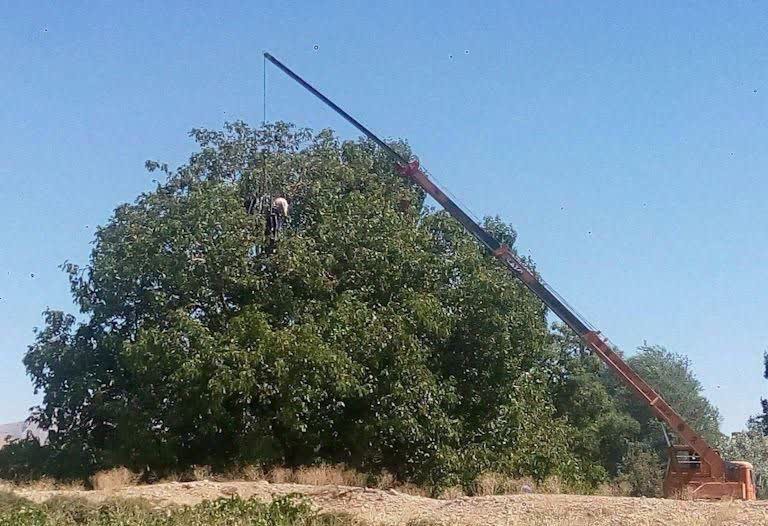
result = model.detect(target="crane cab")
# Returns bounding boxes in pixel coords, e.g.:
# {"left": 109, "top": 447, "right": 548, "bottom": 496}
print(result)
{"left": 663, "top": 445, "right": 755, "bottom": 500}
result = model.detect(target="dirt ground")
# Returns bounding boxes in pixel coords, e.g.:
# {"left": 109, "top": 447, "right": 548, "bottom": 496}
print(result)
{"left": 9, "top": 480, "right": 768, "bottom": 525}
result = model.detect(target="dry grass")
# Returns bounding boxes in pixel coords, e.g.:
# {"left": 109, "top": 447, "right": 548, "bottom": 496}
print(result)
{"left": 395, "top": 482, "right": 429, "bottom": 497}
{"left": 438, "top": 485, "right": 465, "bottom": 499}
{"left": 266, "top": 466, "right": 296, "bottom": 484}
{"left": 472, "top": 472, "right": 536, "bottom": 496}
{"left": 192, "top": 465, "right": 212, "bottom": 481}
{"left": 158, "top": 464, "right": 214, "bottom": 484}
{"left": 592, "top": 479, "right": 632, "bottom": 497}
{"left": 675, "top": 485, "right": 697, "bottom": 501}
{"left": 536, "top": 475, "right": 564, "bottom": 494}
{"left": 470, "top": 473, "right": 604, "bottom": 496}
{"left": 374, "top": 470, "right": 396, "bottom": 489}
{"left": 89, "top": 467, "right": 140, "bottom": 490}
{"left": 10, "top": 476, "right": 85, "bottom": 491}
{"left": 10, "top": 480, "right": 764, "bottom": 526}
{"left": 150, "top": 464, "right": 373, "bottom": 487}
{"left": 294, "top": 464, "right": 366, "bottom": 487}
{"left": 239, "top": 464, "right": 264, "bottom": 481}
{"left": 211, "top": 464, "right": 265, "bottom": 482}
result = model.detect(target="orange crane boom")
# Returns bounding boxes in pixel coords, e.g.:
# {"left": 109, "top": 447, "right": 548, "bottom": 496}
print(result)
{"left": 264, "top": 52, "right": 755, "bottom": 500}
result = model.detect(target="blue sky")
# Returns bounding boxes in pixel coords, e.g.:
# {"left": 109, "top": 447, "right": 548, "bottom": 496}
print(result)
{"left": 1, "top": 1, "right": 767, "bottom": 434}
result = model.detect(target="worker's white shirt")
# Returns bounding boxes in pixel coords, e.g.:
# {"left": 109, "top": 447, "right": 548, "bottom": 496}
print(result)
{"left": 273, "top": 197, "right": 289, "bottom": 217}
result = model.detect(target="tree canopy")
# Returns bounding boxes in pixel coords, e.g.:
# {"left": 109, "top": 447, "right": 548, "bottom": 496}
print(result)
{"left": 719, "top": 421, "right": 768, "bottom": 498}
{"left": 750, "top": 351, "right": 768, "bottom": 435}
{"left": 6, "top": 122, "right": 723, "bottom": 493}
{"left": 618, "top": 345, "right": 722, "bottom": 447}
{"left": 18, "top": 123, "right": 585, "bottom": 487}
{"left": 548, "top": 327, "right": 723, "bottom": 491}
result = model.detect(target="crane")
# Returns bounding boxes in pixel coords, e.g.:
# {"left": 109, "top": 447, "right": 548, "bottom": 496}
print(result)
{"left": 264, "top": 52, "right": 755, "bottom": 500}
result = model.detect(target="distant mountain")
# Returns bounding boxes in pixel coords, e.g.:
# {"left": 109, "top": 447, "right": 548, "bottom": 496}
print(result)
{"left": 0, "top": 420, "right": 47, "bottom": 448}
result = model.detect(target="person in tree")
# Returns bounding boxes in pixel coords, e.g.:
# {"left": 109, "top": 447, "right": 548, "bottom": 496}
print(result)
{"left": 266, "top": 196, "right": 289, "bottom": 240}
{"left": 244, "top": 194, "right": 259, "bottom": 216}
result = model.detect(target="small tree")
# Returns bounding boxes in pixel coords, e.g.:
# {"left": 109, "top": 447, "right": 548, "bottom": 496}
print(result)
{"left": 719, "top": 423, "right": 768, "bottom": 498}
{"left": 548, "top": 325, "right": 640, "bottom": 480}
{"left": 750, "top": 352, "right": 768, "bottom": 435}
{"left": 617, "top": 443, "right": 664, "bottom": 497}
{"left": 604, "top": 346, "right": 723, "bottom": 450}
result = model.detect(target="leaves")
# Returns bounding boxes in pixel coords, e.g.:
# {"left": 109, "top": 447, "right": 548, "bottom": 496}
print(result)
{"left": 719, "top": 422, "right": 768, "bottom": 498}
{"left": 548, "top": 326, "right": 723, "bottom": 486}
{"left": 16, "top": 121, "right": 713, "bottom": 492}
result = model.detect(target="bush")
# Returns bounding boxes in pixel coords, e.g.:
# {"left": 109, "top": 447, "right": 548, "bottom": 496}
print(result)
{"left": 718, "top": 424, "right": 768, "bottom": 498}
{"left": 89, "top": 467, "right": 139, "bottom": 490}
{"left": 0, "top": 493, "right": 359, "bottom": 526}
{"left": 617, "top": 444, "right": 663, "bottom": 497}
{"left": 0, "top": 440, "right": 48, "bottom": 483}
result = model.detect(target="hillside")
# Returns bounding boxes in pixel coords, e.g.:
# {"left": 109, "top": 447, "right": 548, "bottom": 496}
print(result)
{"left": 0, "top": 423, "right": 25, "bottom": 448}
{"left": 0, "top": 421, "right": 47, "bottom": 448}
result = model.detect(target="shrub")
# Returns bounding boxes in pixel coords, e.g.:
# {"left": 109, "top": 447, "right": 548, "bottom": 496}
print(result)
{"left": 617, "top": 444, "right": 663, "bottom": 497}
{"left": 89, "top": 467, "right": 139, "bottom": 490}
{"left": 0, "top": 493, "right": 359, "bottom": 526}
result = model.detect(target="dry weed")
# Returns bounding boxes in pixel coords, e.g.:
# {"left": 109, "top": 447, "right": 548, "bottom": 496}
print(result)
{"left": 592, "top": 480, "right": 631, "bottom": 497}
{"left": 677, "top": 485, "right": 697, "bottom": 501}
{"left": 438, "top": 485, "right": 465, "bottom": 499}
{"left": 19, "top": 477, "right": 85, "bottom": 491}
{"left": 89, "top": 467, "right": 139, "bottom": 491}
{"left": 374, "top": 470, "right": 396, "bottom": 489}
{"left": 210, "top": 466, "right": 242, "bottom": 482}
{"left": 472, "top": 472, "right": 536, "bottom": 496}
{"left": 157, "top": 472, "right": 180, "bottom": 484}
{"left": 294, "top": 465, "right": 367, "bottom": 487}
{"left": 164, "top": 464, "right": 213, "bottom": 483}
{"left": 340, "top": 467, "right": 367, "bottom": 487}
{"left": 19, "top": 477, "right": 58, "bottom": 490}
{"left": 295, "top": 465, "right": 345, "bottom": 486}
{"left": 192, "top": 465, "right": 212, "bottom": 481}
{"left": 395, "top": 482, "right": 428, "bottom": 497}
{"left": 266, "top": 466, "right": 296, "bottom": 484}
{"left": 536, "top": 476, "right": 563, "bottom": 494}
{"left": 472, "top": 472, "right": 504, "bottom": 496}
{"left": 240, "top": 464, "right": 265, "bottom": 481}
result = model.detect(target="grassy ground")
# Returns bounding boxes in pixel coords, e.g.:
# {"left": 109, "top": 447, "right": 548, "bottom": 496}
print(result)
{"left": 7, "top": 478, "right": 768, "bottom": 526}
{"left": 4, "top": 467, "right": 768, "bottom": 525}
{"left": 0, "top": 491, "right": 367, "bottom": 526}
{"left": 4, "top": 464, "right": 626, "bottom": 499}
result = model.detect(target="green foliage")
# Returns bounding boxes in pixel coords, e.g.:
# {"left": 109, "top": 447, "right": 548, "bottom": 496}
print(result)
{"left": 750, "top": 352, "right": 768, "bottom": 435}
{"left": 625, "top": 346, "right": 722, "bottom": 445}
{"left": 11, "top": 121, "right": 723, "bottom": 493}
{"left": 18, "top": 122, "right": 585, "bottom": 489}
{"left": 617, "top": 443, "right": 663, "bottom": 497}
{"left": 719, "top": 422, "right": 768, "bottom": 498}
{"left": 0, "top": 493, "right": 358, "bottom": 526}
{"left": 548, "top": 326, "right": 639, "bottom": 481}
{"left": 0, "top": 439, "right": 49, "bottom": 482}
{"left": 549, "top": 326, "right": 723, "bottom": 493}
{"left": 593, "top": 345, "right": 722, "bottom": 453}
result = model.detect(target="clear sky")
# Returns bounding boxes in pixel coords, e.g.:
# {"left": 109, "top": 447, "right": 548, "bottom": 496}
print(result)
{"left": 1, "top": 1, "right": 767, "bottom": 434}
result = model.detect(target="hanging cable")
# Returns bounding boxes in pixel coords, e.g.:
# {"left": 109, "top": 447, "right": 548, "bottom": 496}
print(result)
{"left": 263, "top": 53, "right": 267, "bottom": 125}
{"left": 260, "top": 53, "right": 272, "bottom": 215}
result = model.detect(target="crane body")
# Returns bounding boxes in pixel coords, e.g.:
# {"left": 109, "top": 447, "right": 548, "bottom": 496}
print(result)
{"left": 264, "top": 52, "right": 755, "bottom": 500}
